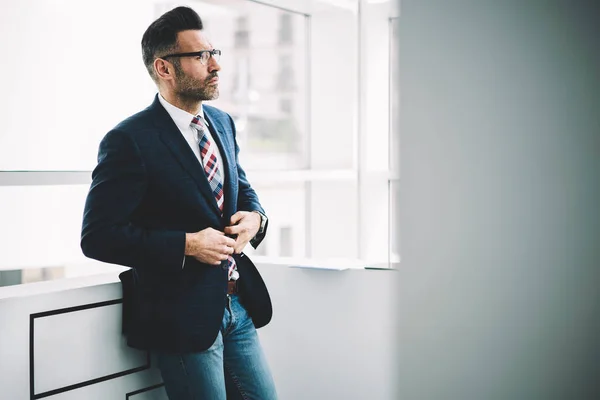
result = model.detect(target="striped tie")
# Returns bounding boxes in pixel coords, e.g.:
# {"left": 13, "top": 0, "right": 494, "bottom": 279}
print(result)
{"left": 190, "top": 114, "right": 238, "bottom": 280}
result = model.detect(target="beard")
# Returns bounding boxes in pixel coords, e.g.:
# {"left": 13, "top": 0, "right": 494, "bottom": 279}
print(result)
{"left": 173, "top": 66, "right": 219, "bottom": 102}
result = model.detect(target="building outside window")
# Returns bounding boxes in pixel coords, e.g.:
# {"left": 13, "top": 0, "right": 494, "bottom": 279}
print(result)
{"left": 234, "top": 16, "right": 250, "bottom": 48}
{"left": 278, "top": 13, "right": 293, "bottom": 45}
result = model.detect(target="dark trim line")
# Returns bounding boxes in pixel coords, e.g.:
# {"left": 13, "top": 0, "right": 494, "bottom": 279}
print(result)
{"left": 30, "top": 299, "right": 151, "bottom": 400}
{"left": 34, "top": 366, "right": 151, "bottom": 399}
{"left": 29, "top": 313, "right": 35, "bottom": 400}
{"left": 30, "top": 299, "right": 122, "bottom": 318}
{"left": 126, "top": 383, "right": 166, "bottom": 399}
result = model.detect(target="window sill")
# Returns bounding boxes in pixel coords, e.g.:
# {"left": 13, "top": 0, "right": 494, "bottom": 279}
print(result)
{"left": 250, "top": 255, "right": 396, "bottom": 270}
{"left": 0, "top": 256, "right": 398, "bottom": 300}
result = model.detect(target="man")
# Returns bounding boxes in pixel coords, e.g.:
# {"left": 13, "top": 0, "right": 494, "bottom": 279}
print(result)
{"left": 80, "top": 6, "right": 277, "bottom": 400}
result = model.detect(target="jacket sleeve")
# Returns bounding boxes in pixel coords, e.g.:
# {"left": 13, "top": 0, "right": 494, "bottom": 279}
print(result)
{"left": 80, "top": 129, "right": 186, "bottom": 273}
{"left": 228, "top": 115, "right": 269, "bottom": 248}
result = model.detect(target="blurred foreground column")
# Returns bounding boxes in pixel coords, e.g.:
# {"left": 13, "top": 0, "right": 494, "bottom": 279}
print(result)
{"left": 396, "top": 1, "right": 600, "bottom": 399}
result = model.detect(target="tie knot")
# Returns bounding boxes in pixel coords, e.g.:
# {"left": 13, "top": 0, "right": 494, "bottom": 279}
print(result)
{"left": 191, "top": 114, "right": 207, "bottom": 132}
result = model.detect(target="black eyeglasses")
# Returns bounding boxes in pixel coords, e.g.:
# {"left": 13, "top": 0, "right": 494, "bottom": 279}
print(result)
{"left": 161, "top": 49, "right": 221, "bottom": 65}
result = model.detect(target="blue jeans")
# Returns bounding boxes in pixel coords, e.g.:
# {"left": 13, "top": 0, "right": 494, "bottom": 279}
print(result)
{"left": 155, "top": 294, "right": 278, "bottom": 400}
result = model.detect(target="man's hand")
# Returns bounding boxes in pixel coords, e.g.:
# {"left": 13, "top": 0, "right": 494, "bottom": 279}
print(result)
{"left": 224, "top": 211, "right": 261, "bottom": 254}
{"left": 185, "top": 228, "right": 236, "bottom": 265}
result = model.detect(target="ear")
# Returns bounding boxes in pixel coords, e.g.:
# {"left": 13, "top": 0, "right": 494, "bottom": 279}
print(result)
{"left": 154, "top": 58, "right": 174, "bottom": 81}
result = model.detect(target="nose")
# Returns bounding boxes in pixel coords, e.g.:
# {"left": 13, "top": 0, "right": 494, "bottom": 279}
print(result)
{"left": 208, "top": 56, "right": 221, "bottom": 72}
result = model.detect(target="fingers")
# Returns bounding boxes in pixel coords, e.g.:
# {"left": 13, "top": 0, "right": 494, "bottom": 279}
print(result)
{"left": 204, "top": 249, "right": 231, "bottom": 265}
{"left": 214, "top": 242, "right": 234, "bottom": 259}
{"left": 210, "top": 234, "right": 235, "bottom": 262}
{"left": 224, "top": 225, "right": 244, "bottom": 236}
{"left": 230, "top": 211, "right": 245, "bottom": 225}
{"left": 219, "top": 235, "right": 236, "bottom": 247}
{"left": 194, "top": 226, "right": 241, "bottom": 264}
{"left": 222, "top": 245, "right": 234, "bottom": 255}
{"left": 232, "top": 235, "right": 248, "bottom": 254}
{"left": 200, "top": 251, "right": 223, "bottom": 265}
{"left": 225, "top": 226, "right": 251, "bottom": 254}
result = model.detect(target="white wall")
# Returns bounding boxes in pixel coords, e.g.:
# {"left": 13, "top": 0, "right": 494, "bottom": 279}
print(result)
{"left": 0, "top": 264, "right": 396, "bottom": 400}
{"left": 397, "top": 0, "right": 600, "bottom": 399}
{"left": 0, "top": 275, "right": 165, "bottom": 399}
{"left": 258, "top": 264, "right": 396, "bottom": 400}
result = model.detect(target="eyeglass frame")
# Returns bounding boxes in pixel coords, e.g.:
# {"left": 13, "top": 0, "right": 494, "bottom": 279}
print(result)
{"left": 160, "top": 49, "right": 221, "bottom": 65}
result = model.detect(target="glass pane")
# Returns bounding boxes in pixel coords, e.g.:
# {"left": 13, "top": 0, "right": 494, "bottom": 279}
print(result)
{"left": 241, "top": 181, "right": 307, "bottom": 258}
{"left": 0, "top": 0, "right": 309, "bottom": 171}
{"left": 0, "top": 185, "right": 127, "bottom": 286}
{"left": 0, "top": 0, "right": 159, "bottom": 170}
{"left": 309, "top": 180, "right": 359, "bottom": 259}
{"left": 390, "top": 17, "right": 401, "bottom": 174}
{"left": 309, "top": 5, "right": 358, "bottom": 170}
{"left": 0, "top": 181, "right": 309, "bottom": 287}
{"left": 203, "top": 0, "right": 309, "bottom": 170}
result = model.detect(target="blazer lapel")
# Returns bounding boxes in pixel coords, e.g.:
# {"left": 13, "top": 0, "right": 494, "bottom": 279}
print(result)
{"left": 151, "top": 97, "right": 222, "bottom": 216}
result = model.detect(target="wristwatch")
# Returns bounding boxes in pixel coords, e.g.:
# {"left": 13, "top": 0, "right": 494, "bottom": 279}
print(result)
{"left": 252, "top": 210, "right": 267, "bottom": 236}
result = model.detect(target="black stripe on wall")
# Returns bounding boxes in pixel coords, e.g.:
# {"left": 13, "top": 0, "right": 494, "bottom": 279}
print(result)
{"left": 29, "top": 299, "right": 151, "bottom": 400}
{"left": 126, "top": 383, "right": 166, "bottom": 399}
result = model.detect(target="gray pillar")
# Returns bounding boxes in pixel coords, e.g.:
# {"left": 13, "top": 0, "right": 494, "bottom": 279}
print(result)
{"left": 396, "top": 1, "right": 600, "bottom": 399}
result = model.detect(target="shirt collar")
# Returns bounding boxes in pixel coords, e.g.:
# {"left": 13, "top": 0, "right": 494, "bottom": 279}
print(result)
{"left": 158, "top": 94, "right": 208, "bottom": 133}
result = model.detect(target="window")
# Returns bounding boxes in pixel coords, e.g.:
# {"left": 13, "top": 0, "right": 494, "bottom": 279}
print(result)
{"left": 206, "top": 2, "right": 308, "bottom": 171}
{"left": 0, "top": 181, "right": 126, "bottom": 283}
{"left": 0, "top": 270, "right": 22, "bottom": 287}
{"left": 0, "top": 0, "right": 399, "bottom": 287}
{"left": 389, "top": 16, "right": 400, "bottom": 267}
{"left": 0, "top": 267, "right": 66, "bottom": 287}
{"left": 354, "top": 1, "right": 398, "bottom": 267}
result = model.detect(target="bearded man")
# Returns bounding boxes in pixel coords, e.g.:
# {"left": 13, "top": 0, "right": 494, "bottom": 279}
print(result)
{"left": 80, "top": 6, "right": 277, "bottom": 400}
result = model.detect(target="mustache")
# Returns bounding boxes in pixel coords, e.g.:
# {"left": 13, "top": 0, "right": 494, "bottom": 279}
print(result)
{"left": 206, "top": 73, "right": 219, "bottom": 82}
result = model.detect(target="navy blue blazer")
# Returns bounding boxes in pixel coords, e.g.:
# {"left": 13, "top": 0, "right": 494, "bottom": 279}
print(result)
{"left": 81, "top": 95, "right": 272, "bottom": 353}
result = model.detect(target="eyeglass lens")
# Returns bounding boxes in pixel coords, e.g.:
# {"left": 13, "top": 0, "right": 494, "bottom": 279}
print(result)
{"left": 202, "top": 50, "right": 220, "bottom": 64}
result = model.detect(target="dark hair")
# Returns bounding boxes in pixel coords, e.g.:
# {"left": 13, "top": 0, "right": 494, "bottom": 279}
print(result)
{"left": 141, "top": 6, "right": 203, "bottom": 81}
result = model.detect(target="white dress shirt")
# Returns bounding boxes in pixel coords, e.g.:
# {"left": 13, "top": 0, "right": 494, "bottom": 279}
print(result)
{"left": 158, "top": 94, "right": 226, "bottom": 183}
